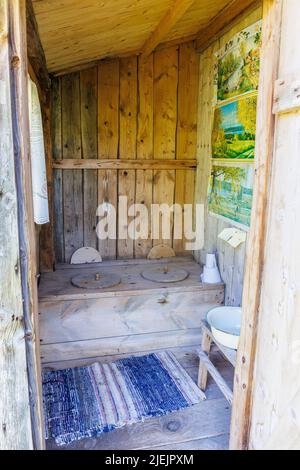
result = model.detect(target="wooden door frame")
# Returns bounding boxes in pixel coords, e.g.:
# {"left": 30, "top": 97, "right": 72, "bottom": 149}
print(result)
{"left": 0, "top": 0, "right": 44, "bottom": 449}
{"left": 229, "top": 0, "right": 283, "bottom": 450}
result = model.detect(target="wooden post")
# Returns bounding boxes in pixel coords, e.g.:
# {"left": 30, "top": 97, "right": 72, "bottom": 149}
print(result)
{"left": 198, "top": 330, "right": 212, "bottom": 390}
{"left": 39, "top": 89, "right": 54, "bottom": 272}
{"left": 0, "top": 0, "right": 44, "bottom": 449}
{"left": 229, "top": 0, "right": 283, "bottom": 450}
{"left": 26, "top": 0, "right": 54, "bottom": 272}
{"left": 247, "top": 0, "right": 300, "bottom": 450}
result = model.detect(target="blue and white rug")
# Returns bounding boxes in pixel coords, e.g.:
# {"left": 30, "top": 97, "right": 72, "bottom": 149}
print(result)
{"left": 43, "top": 351, "right": 205, "bottom": 446}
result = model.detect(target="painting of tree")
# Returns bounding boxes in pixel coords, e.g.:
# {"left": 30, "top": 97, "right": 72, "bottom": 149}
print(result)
{"left": 215, "top": 21, "right": 262, "bottom": 102}
{"left": 212, "top": 96, "right": 257, "bottom": 160}
{"left": 208, "top": 164, "right": 254, "bottom": 227}
{"left": 237, "top": 96, "right": 257, "bottom": 135}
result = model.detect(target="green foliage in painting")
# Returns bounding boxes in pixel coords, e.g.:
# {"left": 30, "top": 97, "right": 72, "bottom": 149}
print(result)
{"left": 208, "top": 164, "right": 254, "bottom": 227}
{"left": 216, "top": 22, "right": 262, "bottom": 102}
{"left": 212, "top": 96, "right": 257, "bottom": 160}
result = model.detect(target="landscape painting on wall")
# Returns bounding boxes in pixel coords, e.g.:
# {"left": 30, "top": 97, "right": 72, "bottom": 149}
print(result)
{"left": 212, "top": 95, "right": 257, "bottom": 160}
{"left": 208, "top": 163, "right": 254, "bottom": 228}
{"left": 214, "top": 20, "right": 262, "bottom": 102}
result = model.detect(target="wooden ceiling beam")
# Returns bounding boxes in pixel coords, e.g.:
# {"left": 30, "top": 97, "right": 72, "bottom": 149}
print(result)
{"left": 26, "top": 0, "right": 50, "bottom": 90}
{"left": 141, "top": 0, "right": 196, "bottom": 56}
{"left": 195, "top": 0, "right": 261, "bottom": 53}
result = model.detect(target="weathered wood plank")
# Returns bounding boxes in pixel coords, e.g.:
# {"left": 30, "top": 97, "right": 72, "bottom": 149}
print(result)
{"left": 0, "top": 0, "right": 44, "bottom": 449}
{"left": 51, "top": 78, "right": 64, "bottom": 263}
{"left": 40, "top": 329, "right": 203, "bottom": 363}
{"left": 52, "top": 159, "right": 197, "bottom": 169}
{"left": 39, "top": 291, "right": 223, "bottom": 344}
{"left": 98, "top": 60, "right": 119, "bottom": 160}
{"left": 173, "top": 169, "right": 196, "bottom": 254}
{"left": 198, "top": 351, "right": 233, "bottom": 405}
{"left": 119, "top": 56, "right": 137, "bottom": 161}
{"left": 80, "top": 67, "right": 98, "bottom": 249}
{"left": 98, "top": 60, "right": 119, "bottom": 260}
{"left": 174, "top": 42, "right": 198, "bottom": 254}
{"left": 247, "top": 0, "right": 300, "bottom": 451}
{"left": 61, "top": 73, "right": 83, "bottom": 262}
{"left": 27, "top": 0, "right": 54, "bottom": 272}
{"left": 38, "top": 88, "right": 54, "bottom": 272}
{"left": 230, "top": 0, "right": 283, "bottom": 450}
{"left": 273, "top": 72, "right": 300, "bottom": 115}
{"left": 38, "top": 258, "right": 223, "bottom": 365}
{"left": 135, "top": 169, "right": 153, "bottom": 257}
{"left": 153, "top": 47, "right": 178, "bottom": 161}
{"left": 9, "top": 0, "right": 45, "bottom": 448}
{"left": 55, "top": 255, "right": 194, "bottom": 269}
{"left": 153, "top": 46, "right": 178, "bottom": 247}
{"left": 42, "top": 345, "right": 200, "bottom": 370}
{"left": 136, "top": 54, "right": 154, "bottom": 257}
{"left": 137, "top": 54, "right": 154, "bottom": 161}
{"left": 145, "top": 433, "right": 229, "bottom": 451}
{"left": 118, "top": 56, "right": 137, "bottom": 259}
{"left": 0, "top": 0, "right": 33, "bottom": 449}
{"left": 176, "top": 42, "right": 198, "bottom": 160}
{"left": 198, "top": 329, "right": 212, "bottom": 390}
{"left": 38, "top": 259, "right": 224, "bottom": 300}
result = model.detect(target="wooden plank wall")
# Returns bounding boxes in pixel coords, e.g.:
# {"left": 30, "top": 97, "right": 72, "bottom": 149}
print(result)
{"left": 0, "top": 0, "right": 44, "bottom": 449}
{"left": 194, "top": 5, "right": 262, "bottom": 306}
{"left": 52, "top": 42, "right": 199, "bottom": 263}
{"left": 248, "top": 0, "right": 300, "bottom": 450}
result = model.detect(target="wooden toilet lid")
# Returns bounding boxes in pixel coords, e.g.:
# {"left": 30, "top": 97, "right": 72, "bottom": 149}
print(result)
{"left": 141, "top": 265, "right": 189, "bottom": 283}
{"left": 71, "top": 272, "right": 121, "bottom": 289}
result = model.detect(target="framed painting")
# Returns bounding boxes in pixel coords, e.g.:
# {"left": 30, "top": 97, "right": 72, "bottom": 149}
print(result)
{"left": 208, "top": 162, "right": 254, "bottom": 229}
{"left": 214, "top": 20, "right": 262, "bottom": 103}
{"left": 212, "top": 94, "right": 257, "bottom": 160}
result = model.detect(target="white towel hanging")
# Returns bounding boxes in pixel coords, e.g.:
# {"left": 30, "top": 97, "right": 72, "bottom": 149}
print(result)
{"left": 28, "top": 77, "right": 49, "bottom": 225}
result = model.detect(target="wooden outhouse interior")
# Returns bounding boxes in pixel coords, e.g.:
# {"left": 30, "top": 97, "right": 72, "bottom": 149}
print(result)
{"left": 25, "top": 0, "right": 263, "bottom": 450}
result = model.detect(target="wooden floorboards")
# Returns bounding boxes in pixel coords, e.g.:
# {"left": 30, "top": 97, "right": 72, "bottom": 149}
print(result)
{"left": 46, "top": 347, "right": 233, "bottom": 451}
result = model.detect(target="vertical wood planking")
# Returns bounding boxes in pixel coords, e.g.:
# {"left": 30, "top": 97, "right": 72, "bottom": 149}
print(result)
{"left": 174, "top": 42, "right": 198, "bottom": 254}
{"left": 195, "top": 42, "right": 219, "bottom": 265}
{"left": 0, "top": 0, "right": 44, "bottom": 448}
{"left": 153, "top": 46, "right": 178, "bottom": 247}
{"left": 118, "top": 56, "right": 137, "bottom": 258}
{"left": 119, "top": 56, "right": 137, "bottom": 160}
{"left": 52, "top": 45, "right": 200, "bottom": 261}
{"left": 51, "top": 77, "right": 64, "bottom": 262}
{"left": 0, "top": 0, "right": 33, "bottom": 448}
{"left": 231, "top": 0, "right": 284, "bottom": 450}
{"left": 231, "top": 242, "right": 246, "bottom": 306}
{"left": 80, "top": 67, "right": 98, "bottom": 248}
{"left": 98, "top": 60, "right": 119, "bottom": 259}
{"left": 176, "top": 42, "right": 199, "bottom": 159}
{"left": 39, "top": 90, "right": 54, "bottom": 272}
{"left": 136, "top": 54, "right": 154, "bottom": 258}
{"left": 61, "top": 73, "right": 83, "bottom": 262}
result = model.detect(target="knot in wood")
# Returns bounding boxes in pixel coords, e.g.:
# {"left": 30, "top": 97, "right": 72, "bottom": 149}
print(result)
{"left": 11, "top": 55, "right": 20, "bottom": 67}
{"left": 166, "top": 420, "right": 180, "bottom": 432}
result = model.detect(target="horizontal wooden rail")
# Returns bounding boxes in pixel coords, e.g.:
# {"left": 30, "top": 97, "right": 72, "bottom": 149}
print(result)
{"left": 52, "top": 159, "right": 197, "bottom": 170}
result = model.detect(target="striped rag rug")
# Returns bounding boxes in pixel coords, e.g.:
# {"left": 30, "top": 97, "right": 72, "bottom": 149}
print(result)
{"left": 43, "top": 351, "right": 205, "bottom": 446}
